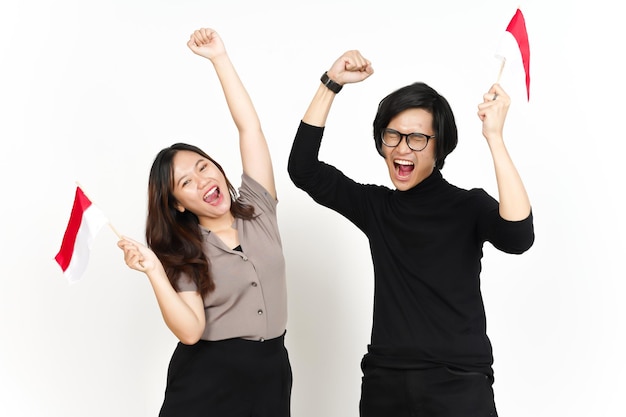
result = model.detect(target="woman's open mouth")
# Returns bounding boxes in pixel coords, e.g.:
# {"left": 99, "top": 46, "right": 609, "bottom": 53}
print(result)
{"left": 203, "top": 186, "right": 221, "bottom": 204}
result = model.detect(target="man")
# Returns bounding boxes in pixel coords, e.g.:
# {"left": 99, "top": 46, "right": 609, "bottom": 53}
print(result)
{"left": 288, "top": 50, "right": 534, "bottom": 417}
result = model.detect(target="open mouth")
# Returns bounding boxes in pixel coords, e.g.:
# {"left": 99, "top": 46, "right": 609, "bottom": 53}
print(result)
{"left": 394, "top": 159, "right": 414, "bottom": 177}
{"left": 203, "top": 186, "right": 221, "bottom": 204}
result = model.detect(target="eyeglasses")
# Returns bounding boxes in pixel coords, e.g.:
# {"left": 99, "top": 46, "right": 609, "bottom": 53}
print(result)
{"left": 381, "top": 128, "right": 435, "bottom": 152}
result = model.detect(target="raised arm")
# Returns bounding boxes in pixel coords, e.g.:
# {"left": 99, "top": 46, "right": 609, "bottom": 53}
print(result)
{"left": 302, "top": 50, "right": 374, "bottom": 127}
{"left": 477, "top": 84, "right": 531, "bottom": 221}
{"left": 117, "top": 237, "right": 206, "bottom": 345}
{"left": 187, "top": 28, "right": 275, "bottom": 198}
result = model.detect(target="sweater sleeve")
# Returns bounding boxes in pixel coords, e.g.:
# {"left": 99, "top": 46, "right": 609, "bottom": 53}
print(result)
{"left": 288, "top": 121, "right": 370, "bottom": 230}
{"left": 481, "top": 208, "right": 535, "bottom": 254}
{"left": 287, "top": 121, "right": 325, "bottom": 188}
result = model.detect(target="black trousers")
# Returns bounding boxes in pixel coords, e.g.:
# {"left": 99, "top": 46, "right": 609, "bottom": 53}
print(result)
{"left": 360, "top": 360, "right": 498, "bottom": 417}
{"left": 159, "top": 333, "right": 292, "bottom": 417}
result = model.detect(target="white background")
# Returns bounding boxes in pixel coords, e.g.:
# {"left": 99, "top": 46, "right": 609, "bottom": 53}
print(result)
{"left": 1, "top": 1, "right": 624, "bottom": 416}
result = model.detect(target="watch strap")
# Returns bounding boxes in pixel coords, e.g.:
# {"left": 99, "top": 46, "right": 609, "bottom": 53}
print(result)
{"left": 320, "top": 71, "right": 343, "bottom": 94}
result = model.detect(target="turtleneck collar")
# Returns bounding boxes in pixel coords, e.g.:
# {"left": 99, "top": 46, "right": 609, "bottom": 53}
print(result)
{"left": 393, "top": 169, "right": 445, "bottom": 196}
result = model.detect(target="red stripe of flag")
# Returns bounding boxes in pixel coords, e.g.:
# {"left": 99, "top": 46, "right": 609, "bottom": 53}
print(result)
{"left": 506, "top": 8, "right": 531, "bottom": 100}
{"left": 55, "top": 187, "right": 93, "bottom": 271}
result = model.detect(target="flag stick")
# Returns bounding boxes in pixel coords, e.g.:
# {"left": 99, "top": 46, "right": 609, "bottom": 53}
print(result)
{"left": 108, "top": 223, "right": 122, "bottom": 239}
{"left": 75, "top": 181, "right": 122, "bottom": 239}
{"left": 496, "top": 57, "right": 506, "bottom": 84}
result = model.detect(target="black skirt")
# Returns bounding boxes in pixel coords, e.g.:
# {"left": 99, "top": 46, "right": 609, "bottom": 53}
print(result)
{"left": 159, "top": 332, "right": 292, "bottom": 417}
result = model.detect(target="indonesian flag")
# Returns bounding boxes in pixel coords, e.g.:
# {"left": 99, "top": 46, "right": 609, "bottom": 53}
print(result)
{"left": 495, "top": 8, "right": 531, "bottom": 101}
{"left": 55, "top": 186, "right": 109, "bottom": 282}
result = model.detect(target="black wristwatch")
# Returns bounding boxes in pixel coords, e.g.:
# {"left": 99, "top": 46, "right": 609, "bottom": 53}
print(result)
{"left": 320, "top": 71, "right": 343, "bottom": 94}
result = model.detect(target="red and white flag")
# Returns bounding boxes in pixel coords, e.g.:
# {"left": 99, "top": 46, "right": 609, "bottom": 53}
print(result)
{"left": 55, "top": 186, "right": 109, "bottom": 282}
{"left": 495, "top": 8, "right": 531, "bottom": 101}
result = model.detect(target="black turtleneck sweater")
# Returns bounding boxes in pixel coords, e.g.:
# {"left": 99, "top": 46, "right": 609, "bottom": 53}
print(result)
{"left": 288, "top": 122, "right": 534, "bottom": 376}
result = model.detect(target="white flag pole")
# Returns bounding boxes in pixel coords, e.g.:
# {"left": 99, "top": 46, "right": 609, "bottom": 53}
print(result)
{"left": 496, "top": 57, "right": 506, "bottom": 84}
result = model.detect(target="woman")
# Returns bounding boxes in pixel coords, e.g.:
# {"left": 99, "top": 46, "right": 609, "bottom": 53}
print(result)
{"left": 118, "top": 28, "right": 291, "bottom": 417}
{"left": 288, "top": 50, "right": 534, "bottom": 416}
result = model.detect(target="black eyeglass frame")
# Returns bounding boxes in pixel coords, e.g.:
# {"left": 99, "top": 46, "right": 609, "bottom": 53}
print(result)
{"left": 381, "top": 128, "right": 436, "bottom": 152}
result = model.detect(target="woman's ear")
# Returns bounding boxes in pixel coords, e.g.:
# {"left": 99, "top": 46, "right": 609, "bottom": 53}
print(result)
{"left": 175, "top": 202, "right": 185, "bottom": 213}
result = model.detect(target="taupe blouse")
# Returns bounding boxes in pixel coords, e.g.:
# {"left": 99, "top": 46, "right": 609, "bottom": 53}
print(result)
{"left": 176, "top": 173, "right": 287, "bottom": 342}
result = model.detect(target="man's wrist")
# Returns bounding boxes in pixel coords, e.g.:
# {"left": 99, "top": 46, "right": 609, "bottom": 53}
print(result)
{"left": 320, "top": 71, "right": 342, "bottom": 94}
